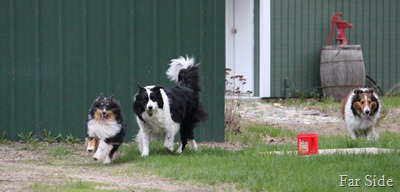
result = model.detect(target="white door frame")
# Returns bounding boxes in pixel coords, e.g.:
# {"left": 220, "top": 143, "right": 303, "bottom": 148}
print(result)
{"left": 259, "top": 0, "right": 271, "bottom": 97}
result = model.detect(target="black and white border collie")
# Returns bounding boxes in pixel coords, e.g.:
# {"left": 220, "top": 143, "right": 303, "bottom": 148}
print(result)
{"left": 341, "top": 88, "right": 381, "bottom": 140}
{"left": 133, "top": 56, "right": 207, "bottom": 157}
{"left": 86, "top": 94, "right": 127, "bottom": 164}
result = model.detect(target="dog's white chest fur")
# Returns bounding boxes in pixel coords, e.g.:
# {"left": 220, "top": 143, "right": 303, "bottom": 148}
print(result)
{"left": 87, "top": 119, "right": 121, "bottom": 139}
{"left": 137, "top": 89, "right": 178, "bottom": 138}
{"left": 140, "top": 110, "right": 172, "bottom": 137}
{"left": 345, "top": 112, "right": 376, "bottom": 131}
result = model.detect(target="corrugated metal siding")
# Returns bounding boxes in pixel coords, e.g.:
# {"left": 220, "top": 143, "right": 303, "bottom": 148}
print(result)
{"left": 270, "top": 0, "right": 400, "bottom": 97}
{"left": 0, "top": 0, "right": 225, "bottom": 142}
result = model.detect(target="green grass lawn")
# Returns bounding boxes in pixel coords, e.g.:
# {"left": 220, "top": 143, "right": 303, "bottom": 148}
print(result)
{"left": 115, "top": 96, "right": 400, "bottom": 191}
{"left": 113, "top": 124, "right": 400, "bottom": 192}
{"left": 8, "top": 96, "right": 400, "bottom": 191}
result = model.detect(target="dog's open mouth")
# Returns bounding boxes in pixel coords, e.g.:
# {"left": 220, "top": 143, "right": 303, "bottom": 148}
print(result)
{"left": 146, "top": 110, "right": 154, "bottom": 117}
{"left": 364, "top": 115, "right": 371, "bottom": 121}
{"left": 100, "top": 111, "right": 110, "bottom": 121}
{"left": 101, "top": 113, "right": 107, "bottom": 121}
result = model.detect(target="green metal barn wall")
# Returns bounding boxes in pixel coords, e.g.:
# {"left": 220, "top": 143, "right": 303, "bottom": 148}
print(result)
{"left": 0, "top": 0, "right": 225, "bottom": 142}
{"left": 270, "top": 0, "right": 400, "bottom": 97}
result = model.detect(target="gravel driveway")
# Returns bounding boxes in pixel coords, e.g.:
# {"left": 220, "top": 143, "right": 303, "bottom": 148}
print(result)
{"left": 237, "top": 98, "right": 399, "bottom": 136}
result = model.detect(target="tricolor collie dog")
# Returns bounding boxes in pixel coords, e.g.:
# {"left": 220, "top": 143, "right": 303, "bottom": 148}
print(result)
{"left": 133, "top": 56, "right": 207, "bottom": 157}
{"left": 341, "top": 88, "right": 381, "bottom": 140}
{"left": 86, "top": 94, "right": 127, "bottom": 164}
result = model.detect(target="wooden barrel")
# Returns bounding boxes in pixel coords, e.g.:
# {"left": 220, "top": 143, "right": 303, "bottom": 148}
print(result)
{"left": 320, "top": 45, "right": 365, "bottom": 101}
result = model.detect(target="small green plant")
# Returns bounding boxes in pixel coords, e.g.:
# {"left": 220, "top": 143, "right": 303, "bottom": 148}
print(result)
{"left": 64, "top": 133, "right": 83, "bottom": 144}
{"left": 49, "top": 146, "right": 71, "bottom": 157}
{"left": 310, "top": 88, "right": 321, "bottom": 100}
{"left": 0, "top": 129, "right": 11, "bottom": 144}
{"left": 41, "top": 128, "right": 62, "bottom": 143}
{"left": 293, "top": 89, "right": 307, "bottom": 101}
{"left": 321, "top": 95, "right": 335, "bottom": 104}
{"left": 0, "top": 129, "right": 4, "bottom": 140}
{"left": 70, "top": 180, "right": 91, "bottom": 189}
{"left": 18, "top": 131, "right": 38, "bottom": 143}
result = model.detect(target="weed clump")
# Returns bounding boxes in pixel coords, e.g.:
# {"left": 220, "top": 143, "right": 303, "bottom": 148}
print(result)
{"left": 225, "top": 68, "right": 252, "bottom": 135}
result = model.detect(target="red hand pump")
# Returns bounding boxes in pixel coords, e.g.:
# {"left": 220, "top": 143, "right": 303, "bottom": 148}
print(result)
{"left": 325, "top": 12, "right": 353, "bottom": 46}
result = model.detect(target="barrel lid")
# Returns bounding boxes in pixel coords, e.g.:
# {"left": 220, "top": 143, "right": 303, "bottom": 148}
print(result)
{"left": 321, "top": 45, "right": 361, "bottom": 50}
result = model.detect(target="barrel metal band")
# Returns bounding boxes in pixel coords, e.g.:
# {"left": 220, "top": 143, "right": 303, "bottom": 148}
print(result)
{"left": 321, "top": 85, "right": 364, "bottom": 88}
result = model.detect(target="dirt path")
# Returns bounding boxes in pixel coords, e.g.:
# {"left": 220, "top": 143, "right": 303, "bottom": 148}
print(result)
{"left": 0, "top": 144, "right": 237, "bottom": 192}
{"left": 240, "top": 99, "right": 400, "bottom": 136}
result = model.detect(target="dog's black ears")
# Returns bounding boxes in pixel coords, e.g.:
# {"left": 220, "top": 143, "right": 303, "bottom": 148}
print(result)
{"left": 137, "top": 83, "right": 145, "bottom": 91}
{"left": 365, "top": 88, "right": 374, "bottom": 94}
{"left": 354, "top": 88, "right": 374, "bottom": 95}
{"left": 96, "top": 93, "right": 105, "bottom": 101}
{"left": 153, "top": 86, "right": 164, "bottom": 92}
{"left": 108, "top": 95, "right": 120, "bottom": 106}
{"left": 354, "top": 89, "right": 363, "bottom": 95}
{"left": 136, "top": 84, "right": 163, "bottom": 92}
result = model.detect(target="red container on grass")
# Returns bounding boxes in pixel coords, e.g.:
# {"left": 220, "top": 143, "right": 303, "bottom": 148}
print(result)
{"left": 297, "top": 134, "right": 318, "bottom": 155}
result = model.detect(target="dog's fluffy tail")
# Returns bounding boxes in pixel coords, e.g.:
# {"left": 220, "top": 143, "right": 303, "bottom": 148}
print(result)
{"left": 166, "top": 56, "right": 201, "bottom": 94}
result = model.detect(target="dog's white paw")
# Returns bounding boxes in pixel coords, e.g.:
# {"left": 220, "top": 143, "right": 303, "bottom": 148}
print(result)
{"left": 176, "top": 143, "right": 183, "bottom": 154}
{"left": 103, "top": 156, "right": 112, "bottom": 164}
{"left": 367, "top": 131, "right": 379, "bottom": 141}
{"left": 141, "top": 147, "right": 149, "bottom": 157}
{"left": 93, "top": 148, "right": 107, "bottom": 161}
{"left": 350, "top": 133, "right": 357, "bottom": 140}
{"left": 93, "top": 141, "right": 112, "bottom": 161}
{"left": 165, "top": 146, "right": 174, "bottom": 153}
{"left": 141, "top": 153, "right": 149, "bottom": 157}
{"left": 93, "top": 151, "right": 102, "bottom": 161}
{"left": 189, "top": 139, "right": 198, "bottom": 152}
{"left": 373, "top": 132, "right": 379, "bottom": 141}
{"left": 163, "top": 142, "right": 174, "bottom": 153}
{"left": 87, "top": 146, "right": 95, "bottom": 152}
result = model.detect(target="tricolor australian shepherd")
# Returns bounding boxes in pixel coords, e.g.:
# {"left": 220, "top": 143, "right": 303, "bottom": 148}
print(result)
{"left": 86, "top": 94, "right": 127, "bottom": 164}
{"left": 133, "top": 56, "right": 207, "bottom": 156}
{"left": 341, "top": 88, "right": 381, "bottom": 140}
